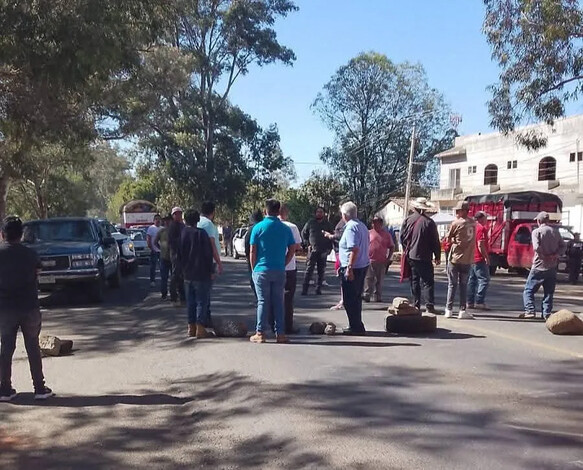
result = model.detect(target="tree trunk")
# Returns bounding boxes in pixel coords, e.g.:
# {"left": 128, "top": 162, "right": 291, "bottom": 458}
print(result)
{"left": 0, "top": 174, "right": 8, "bottom": 220}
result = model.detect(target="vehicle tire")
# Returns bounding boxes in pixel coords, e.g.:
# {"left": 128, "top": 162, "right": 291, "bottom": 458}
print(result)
{"left": 109, "top": 265, "right": 122, "bottom": 288}
{"left": 89, "top": 275, "right": 105, "bottom": 303}
{"left": 489, "top": 264, "right": 497, "bottom": 276}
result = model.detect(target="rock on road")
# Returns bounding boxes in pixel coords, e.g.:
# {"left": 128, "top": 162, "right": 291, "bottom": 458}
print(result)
{"left": 1, "top": 259, "right": 582, "bottom": 469}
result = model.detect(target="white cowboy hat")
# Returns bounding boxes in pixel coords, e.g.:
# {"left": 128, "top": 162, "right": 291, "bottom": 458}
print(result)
{"left": 411, "top": 197, "right": 435, "bottom": 211}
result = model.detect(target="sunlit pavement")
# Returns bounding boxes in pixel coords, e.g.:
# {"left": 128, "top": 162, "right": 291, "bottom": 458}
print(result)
{"left": 1, "top": 259, "right": 582, "bottom": 469}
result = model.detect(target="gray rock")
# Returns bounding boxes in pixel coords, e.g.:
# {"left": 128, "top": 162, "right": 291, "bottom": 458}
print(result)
{"left": 309, "top": 322, "right": 327, "bottom": 335}
{"left": 212, "top": 317, "right": 248, "bottom": 338}
{"left": 546, "top": 310, "right": 583, "bottom": 335}
{"left": 324, "top": 323, "right": 337, "bottom": 335}
{"left": 39, "top": 335, "right": 72, "bottom": 356}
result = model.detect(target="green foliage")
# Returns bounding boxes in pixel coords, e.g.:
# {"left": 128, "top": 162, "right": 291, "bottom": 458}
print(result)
{"left": 313, "top": 52, "right": 452, "bottom": 220}
{"left": 484, "top": 0, "right": 583, "bottom": 148}
{"left": 298, "top": 171, "right": 347, "bottom": 220}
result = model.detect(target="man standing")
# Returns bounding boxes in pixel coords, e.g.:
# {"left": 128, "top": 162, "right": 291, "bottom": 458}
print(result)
{"left": 467, "top": 211, "right": 490, "bottom": 310}
{"left": 566, "top": 232, "right": 583, "bottom": 285}
{"left": 445, "top": 201, "right": 476, "bottom": 319}
{"left": 278, "top": 204, "right": 302, "bottom": 334}
{"left": 249, "top": 199, "right": 297, "bottom": 344}
{"left": 363, "top": 216, "right": 395, "bottom": 303}
{"left": 301, "top": 207, "right": 333, "bottom": 295}
{"left": 245, "top": 210, "right": 264, "bottom": 301}
{"left": 400, "top": 198, "right": 441, "bottom": 313}
{"left": 154, "top": 215, "right": 173, "bottom": 301}
{"left": 168, "top": 207, "right": 186, "bottom": 307}
{"left": 198, "top": 201, "right": 223, "bottom": 327}
{"left": 180, "top": 210, "right": 214, "bottom": 338}
{"left": 522, "top": 212, "right": 566, "bottom": 319}
{"left": 146, "top": 214, "right": 162, "bottom": 287}
{"left": 338, "top": 202, "right": 369, "bottom": 335}
{"left": 223, "top": 223, "right": 233, "bottom": 257}
{"left": 0, "top": 217, "right": 53, "bottom": 401}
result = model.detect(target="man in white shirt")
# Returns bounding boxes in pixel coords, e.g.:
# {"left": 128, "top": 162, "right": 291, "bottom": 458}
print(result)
{"left": 279, "top": 204, "right": 301, "bottom": 333}
{"left": 146, "top": 214, "right": 162, "bottom": 287}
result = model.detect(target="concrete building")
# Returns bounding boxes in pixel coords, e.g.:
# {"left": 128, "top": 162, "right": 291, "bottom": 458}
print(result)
{"left": 432, "top": 114, "right": 583, "bottom": 233}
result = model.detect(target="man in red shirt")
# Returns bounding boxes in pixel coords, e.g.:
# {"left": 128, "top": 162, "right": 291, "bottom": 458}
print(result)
{"left": 363, "top": 216, "right": 395, "bottom": 302}
{"left": 467, "top": 211, "right": 490, "bottom": 310}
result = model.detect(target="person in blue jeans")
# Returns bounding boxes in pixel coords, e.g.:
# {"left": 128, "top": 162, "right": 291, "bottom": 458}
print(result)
{"left": 179, "top": 210, "right": 214, "bottom": 338}
{"left": 467, "top": 211, "right": 491, "bottom": 310}
{"left": 146, "top": 214, "right": 162, "bottom": 287}
{"left": 521, "top": 211, "right": 566, "bottom": 320}
{"left": 249, "top": 199, "right": 298, "bottom": 344}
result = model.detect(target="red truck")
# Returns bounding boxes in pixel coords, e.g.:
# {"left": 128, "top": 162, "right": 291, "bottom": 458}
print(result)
{"left": 464, "top": 191, "right": 572, "bottom": 275}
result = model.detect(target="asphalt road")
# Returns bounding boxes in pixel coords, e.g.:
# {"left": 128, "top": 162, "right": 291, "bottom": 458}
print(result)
{"left": 1, "top": 258, "right": 582, "bottom": 470}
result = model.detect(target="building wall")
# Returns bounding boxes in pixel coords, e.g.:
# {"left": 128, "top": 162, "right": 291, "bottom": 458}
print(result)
{"left": 376, "top": 201, "right": 406, "bottom": 228}
{"left": 433, "top": 114, "right": 583, "bottom": 232}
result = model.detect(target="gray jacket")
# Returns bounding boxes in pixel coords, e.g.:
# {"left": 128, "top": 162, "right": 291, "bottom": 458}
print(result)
{"left": 532, "top": 224, "right": 566, "bottom": 271}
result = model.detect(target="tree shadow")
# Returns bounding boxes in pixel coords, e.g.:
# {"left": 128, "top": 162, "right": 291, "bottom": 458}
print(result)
{"left": 8, "top": 393, "right": 191, "bottom": 407}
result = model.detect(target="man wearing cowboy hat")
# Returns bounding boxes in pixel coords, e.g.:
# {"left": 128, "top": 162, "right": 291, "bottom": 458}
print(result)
{"left": 400, "top": 197, "right": 441, "bottom": 313}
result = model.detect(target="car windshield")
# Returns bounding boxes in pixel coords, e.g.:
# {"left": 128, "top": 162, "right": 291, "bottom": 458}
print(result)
{"left": 24, "top": 221, "right": 94, "bottom": 243}
{"left": 129, "top": 231, "right": 145, "bottom": 241}
{"left": 559, "top": 227, "right": 574, "bottom": 241}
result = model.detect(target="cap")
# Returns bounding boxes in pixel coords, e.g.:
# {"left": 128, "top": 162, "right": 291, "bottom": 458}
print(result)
{"left": 474, "top": 211, "right": 487, "bottom": 219}
{"left": 171, "top": 207, "right": 183, "bottom": 216}
{"left": 454, "top": 201, "right": 470, "bottom": 211}
{"left": 534, "top": 211, "right": 550, "bottom": 222}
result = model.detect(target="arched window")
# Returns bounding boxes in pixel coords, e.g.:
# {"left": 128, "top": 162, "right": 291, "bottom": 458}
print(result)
{"left": 484, "top": 164, "right": 498, "bottom": 185}
{"left": 538, "top": 157, "right": 556, "bottom": 181}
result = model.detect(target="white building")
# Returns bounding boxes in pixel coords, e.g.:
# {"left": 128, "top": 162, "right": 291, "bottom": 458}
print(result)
{"left": 432, "top": 114, "right": 583, "bottom": 233}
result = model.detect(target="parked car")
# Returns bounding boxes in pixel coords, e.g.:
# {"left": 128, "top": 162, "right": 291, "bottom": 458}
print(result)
{"left": 98, "top": 219, "right": 137, "bottom": 276}
{"left": 232, "top": 227, "right": 248, "bottom": 259}
{"left": 23, "top": 217, "right": 121, "bottom": 302}
{"left": 128, "top": 228, "right": 151, "bottom": 263}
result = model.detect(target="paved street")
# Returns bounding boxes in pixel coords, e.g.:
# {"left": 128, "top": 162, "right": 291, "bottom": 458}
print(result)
{"left": 1, "top": 258, "right": 582, "bottom": 470}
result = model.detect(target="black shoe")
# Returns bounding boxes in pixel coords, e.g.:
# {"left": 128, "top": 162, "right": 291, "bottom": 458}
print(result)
{"left": 315, "top": 287, "right": 322, "bottom": 295}
{"left": 34, "top": 386, "right": 54, "bottom": 400}
{"left": 425, "top": 304, "right": 436, "bottom": 314}
{"left": 0, "top": 387, "right": 17, "bottom": 402}
{"left": 342, "top": 328, "right": 367, "bottom": 336}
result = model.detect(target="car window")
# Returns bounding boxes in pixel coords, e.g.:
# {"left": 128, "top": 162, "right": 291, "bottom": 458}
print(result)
{"left": 514, "top": 226, "right": 532, "bottom": 245}
{"left": 24, "top": 221, "right": 95, "bottom": 243}
{"left": 559, "top": 227, "right": 574, "bottom": 241}
{"left": 129, "top": 231, "right": 145, "bottom": 241}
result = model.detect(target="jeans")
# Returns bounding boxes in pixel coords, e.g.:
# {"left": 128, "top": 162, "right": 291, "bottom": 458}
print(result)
{"left": 185, "top": 280, "right": 212, "bottom": 325}
{"left": 446, "top": 263, "right": 471, "bottom": 311}
{"left": 523, "top": 268, "right": 557, "bottom": 318}
{"left": 363, "top": 261, "right": 386, "bottom": 300}
{"left": 170, "top": 253, "right": 185, "bottom": 303}
{"left": 409, "top": 259, "right": 435, "bottom": 309}
{"left": 0, "top": 309, "right": 46, "bottom": 391}
{"left": 248, "top": 266, "right": 257, "bottom": 299}
{"left": 340, "top": 266, "right": 367, "bottom": 332}
{"left": 467, "top": 261, "right": 490, "bottom": 305}
{"left": 160, "top": 257, "right": 171, "bottom": 298}
{"left": 149, "top": 252, "right": 160, "bottom": 283}
{"left": 303, "top": 249, "right": 328, "bottom": 290}
{"left": 253, "top": 270, "right": 286, "bottom": 334}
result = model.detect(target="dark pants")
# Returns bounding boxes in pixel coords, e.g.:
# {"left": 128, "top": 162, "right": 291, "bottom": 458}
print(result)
{"left": 160, "top": 257, "right": 171, "bottom": 298}
{"left": 446, "top": 263, "right": 471, "bottom": 311}
{"left": 0, "top": 309, "right": 45, "bottom": 391}
{"left": 568, "top": 257, "right": 582, "bottom": 284}
{"left": 409, "top": 259, "right": 435, "bottom": 310}
{"left": 340, "top": 266, "right": 367, "bottom": 332}
{"left": 268, "top": 269, "right": 297, "bottom": 333}
{"left": 468, "top": 261, "right": 490, "bottom": 305}
{"left": 185, "top": 280, "right": 211, "bottom": 325}
{"left": 224, "top": 238, "right": 233, "bottom": 257}
{"left": 170, "top": 254, "right": 185, "bottom": 303}
{"left": 303, "top": 249, "right": 327, "bottom": 290}
{"left": 523, "top": 268, "right": 557, "bottom": 318}
{"left": 149, "top": 252, "right": 160, "bottom": 283}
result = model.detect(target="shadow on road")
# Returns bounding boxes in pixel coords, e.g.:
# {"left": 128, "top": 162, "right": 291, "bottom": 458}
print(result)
{"left": 7, "top": 393, "right": 190, "bottom": 408}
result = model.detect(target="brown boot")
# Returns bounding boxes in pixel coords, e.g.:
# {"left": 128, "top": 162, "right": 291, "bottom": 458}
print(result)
{"left": 188, "top": 324, "right": 196, "bottom": 337}
{"left": 196, "top": 324, "right": 210, "bottom": 339}
{"left": 276, "top": 334, "right": 290, "bottom": 344}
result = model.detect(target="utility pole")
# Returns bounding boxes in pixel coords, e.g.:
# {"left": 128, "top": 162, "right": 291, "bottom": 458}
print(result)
{"left": 404, "top": 123, "right": 416, "bottom": 218}
{"left": 577, "top": 138, "right": 580, "bottom": 189}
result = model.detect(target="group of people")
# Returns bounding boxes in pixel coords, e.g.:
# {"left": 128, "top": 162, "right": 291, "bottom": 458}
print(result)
{"left": 400, "top": 197, "right": 568, "bottom": 320}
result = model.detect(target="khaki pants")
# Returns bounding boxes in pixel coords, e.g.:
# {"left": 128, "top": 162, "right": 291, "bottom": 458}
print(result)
{"left": 363, "top": 261, "right": 386, "bottom": 300}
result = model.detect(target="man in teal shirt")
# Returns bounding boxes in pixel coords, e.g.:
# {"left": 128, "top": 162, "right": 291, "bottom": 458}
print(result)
{"left": 249, "top": 199, "right": 298, "bottom": 344}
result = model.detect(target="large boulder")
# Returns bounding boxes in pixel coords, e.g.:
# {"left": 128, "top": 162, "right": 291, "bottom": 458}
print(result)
{"left": 385, "top": 314, "right": 437, "bottom": 334}
{"left": 212, "top": 317, "right": 248, "bottom": 338}
{"left": 39, "top": 335, "right": 73, "bottom": 356}
{"left": 546, "top": 310, "right": 583, "bottom": 335}
{"left": 309, "top": 322, "right": 327, "bottom": 335}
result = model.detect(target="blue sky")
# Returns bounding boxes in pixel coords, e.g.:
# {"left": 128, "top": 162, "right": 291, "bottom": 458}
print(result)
{"left": 228, "top": 0, "right": 501, "bottom": 182}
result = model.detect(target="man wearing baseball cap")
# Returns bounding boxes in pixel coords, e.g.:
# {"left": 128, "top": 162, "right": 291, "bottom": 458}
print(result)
{"left": 521, "top": 211, "right": 566, "bottom": 319}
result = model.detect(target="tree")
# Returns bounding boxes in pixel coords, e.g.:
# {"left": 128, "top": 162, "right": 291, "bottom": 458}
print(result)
{"left": 484, "top": 0, "right": 583, "bottom": 148}
{"left": 313, "top": 52, "right": 452, "bottom": 221}
{"left": 109, "top": 0, "right": 298, "bottom": 209}
{"left": 298, "top": 171, "right": 347, "bottom": 220}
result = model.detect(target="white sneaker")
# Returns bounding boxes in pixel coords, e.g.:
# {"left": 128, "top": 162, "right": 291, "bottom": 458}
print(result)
{"left": 322, "top": 280, "right": 330, "bottom": 287}
{"left": 444, "top": 309, "right": 453, "bottom": 318}
{"left": 458, "top": 309, "right": 474, "bottom": 320}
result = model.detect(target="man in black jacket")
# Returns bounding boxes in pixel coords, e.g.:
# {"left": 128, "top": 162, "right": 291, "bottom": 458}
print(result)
{"left": 168, "top": 207, "right": 186, "bottom": 306}
{"left": 400, "top": 198, "right": 441, "bottom": 313}
{"left": 301, "top": 207, "right": 333, "bottom": 295}
{"left": 180, "top": 210, "right": 214, "bottom": 339}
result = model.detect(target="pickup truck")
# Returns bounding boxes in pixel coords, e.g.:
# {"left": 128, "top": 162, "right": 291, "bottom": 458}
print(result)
{"left": 23, "top": 217, "right": 121, "bottom": 302}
